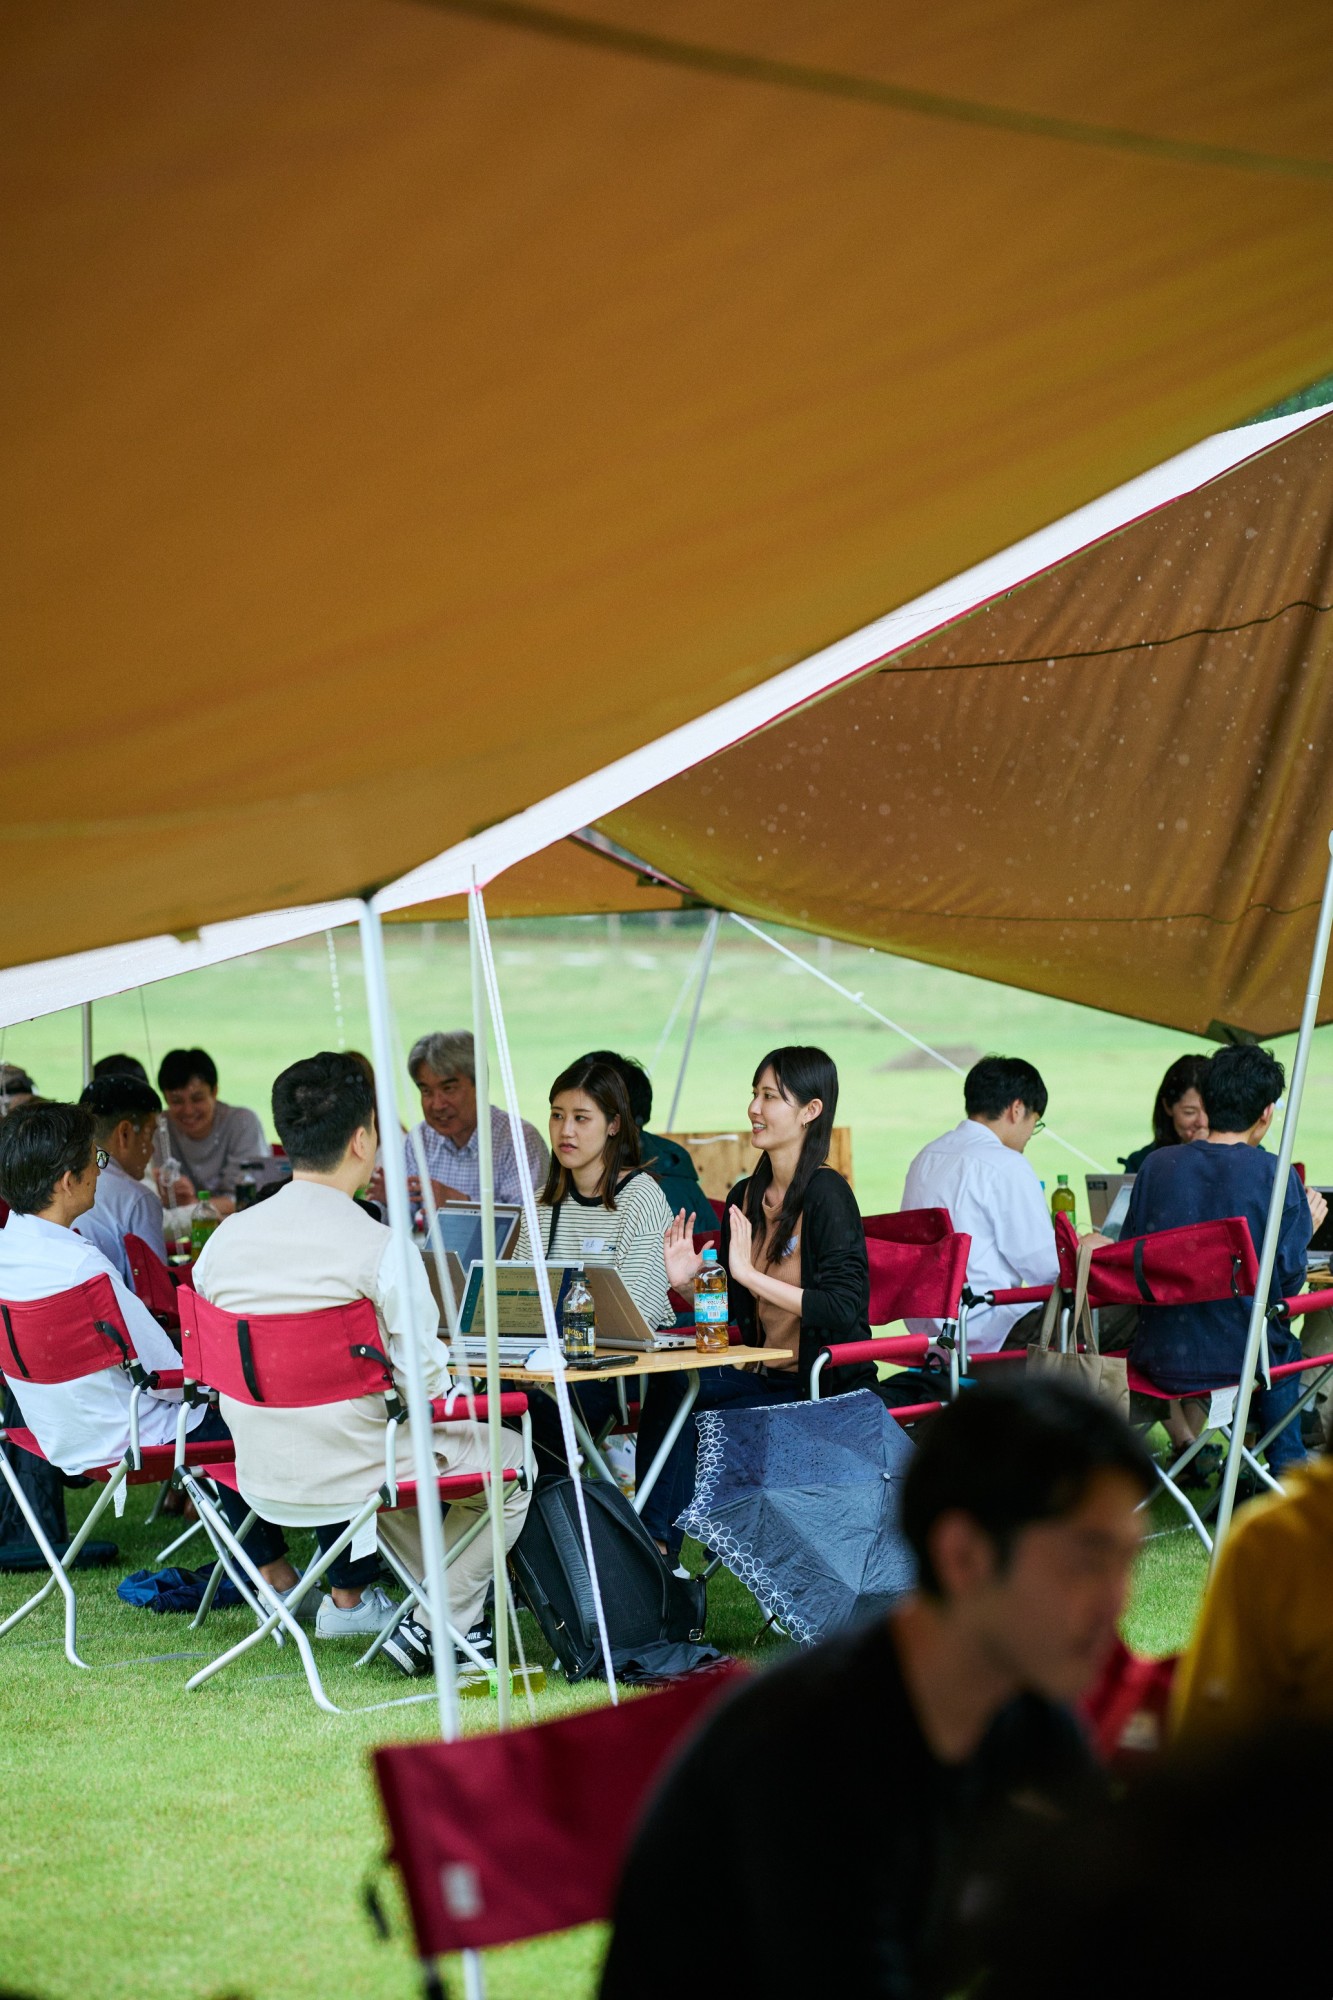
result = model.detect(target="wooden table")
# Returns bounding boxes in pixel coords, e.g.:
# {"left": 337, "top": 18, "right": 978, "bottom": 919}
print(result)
{"left": 508, "top": 1344, "right": 791, "bottom": 1515}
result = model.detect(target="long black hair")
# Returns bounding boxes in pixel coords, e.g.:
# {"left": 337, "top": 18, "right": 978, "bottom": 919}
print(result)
{"left": 1151, "top": 1053, "right": 1211, "bottom": 1149}
{"left": 742, "top": 1046, "right": 838, "bottom": 1264}
{"left": 541, "top": 1058, "right": 643, "bottom": 1210}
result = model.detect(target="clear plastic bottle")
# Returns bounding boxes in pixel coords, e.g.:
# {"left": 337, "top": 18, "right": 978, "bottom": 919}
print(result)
{"left": 1050, "top": 1173, "right": 1077, "bottom": 1229}
{"left": 234, "top": 1163, "right": 261, "bottom": 1211}
{"left": 694, "top": 1245, "right": 730, "bottom": 1353}
{"left": 190, "top": 1189, "right": 222, "bottom": 1259}
{"left": 560, "top": 1269, "right": 596, "bottom": 1359}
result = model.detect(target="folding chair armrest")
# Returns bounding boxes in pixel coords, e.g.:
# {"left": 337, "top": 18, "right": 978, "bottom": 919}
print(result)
{"left": 1272, "top": 1286, "right": 1333, "bottom": 1322}
{"left": 982, "top": 1284, "right": 1054, "bottom": 1307}
{"left": 816, "top": 1334, "right": 932, "bottom": 1369}
{"left": 430, "top": 1392, "right": 530, "bottom": 1422}
{"left": 147, "top": 1368, "right": 186, "bottom": 1390}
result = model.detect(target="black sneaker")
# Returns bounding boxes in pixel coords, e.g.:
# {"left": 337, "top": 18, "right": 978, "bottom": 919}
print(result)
{"left": 461, "top": 1621, "right": 495, "bottom": 1665}
{"left": 381, "top": 1615, "right": 433, "bottom": 1677}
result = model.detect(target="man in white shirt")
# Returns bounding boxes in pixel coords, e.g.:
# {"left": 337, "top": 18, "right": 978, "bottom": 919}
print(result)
{"left": 395, "top": 1029, "right": 548, "bottom": 1207}
{"left": 194, "top": 1051, "right": 530, "bottom": 1677}
{"left": 0, "top": 1101, "right": 304, "bottom": 1599}
{"left": 901, "top": 1057, "right": 1059, "bottom": 1355}
{"left": 73, "top": 1073, "right": 168, "bottom": 1280}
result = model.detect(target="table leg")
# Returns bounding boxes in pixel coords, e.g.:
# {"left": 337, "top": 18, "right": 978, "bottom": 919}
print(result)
{"left": 538, "top": 1382, "right": 620, "bottom": 1486}
{"left": 633, "top": 1368, "right": 700, "bottom": 1516}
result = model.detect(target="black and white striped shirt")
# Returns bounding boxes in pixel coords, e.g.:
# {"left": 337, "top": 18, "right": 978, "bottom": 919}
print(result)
{"left": 515, "top": 1171, "right": 675, "bottom": 1330}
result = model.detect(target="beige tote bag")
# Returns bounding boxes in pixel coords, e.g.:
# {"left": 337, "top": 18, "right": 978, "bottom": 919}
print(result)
{"left": 1026, "top": 1238, "right": 1130, "bottom": 1420}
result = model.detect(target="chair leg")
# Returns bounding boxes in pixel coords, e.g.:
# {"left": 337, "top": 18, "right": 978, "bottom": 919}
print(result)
{"left": 1138, "top": 1457, "right": 1213, "bottom": 1553}
{"left": 355, "top": 1510, "right": 490, "bottom": 1669}
{"left": 0, "top": 1455, "right": 125, "bottom": 1668}
{"left": 144, "top": 1479, "right": 172, "bottom": 1525}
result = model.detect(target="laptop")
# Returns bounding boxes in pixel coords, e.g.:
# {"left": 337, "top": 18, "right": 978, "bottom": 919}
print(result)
{"left": 424, "top": 1202, "right": 521, "bottom": 1267}
{"left": 1308, "top": 1188, "right": 1333, "bottom": 1269}
{"left": 455, "top": 1260, "right": 693, "bottom": 1357}
{"left": 1085, "top": 1173, "right": 1135, "bottom": 1232}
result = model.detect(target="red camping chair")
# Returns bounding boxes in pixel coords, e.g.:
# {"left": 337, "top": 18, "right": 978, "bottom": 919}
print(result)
{"left": 962, "top": 1210, "right": 1080, "bottom": 1369}
{"left": 372, "top": 1664, "right": 746, "bottom": 1993}
{"left": 1079, "top": 1637, "right": 1178, "bottom": 1775}
{"left": 0, "top": 1275, "right": 234, "bottom": 1668}
{"left": 175, "top": 1289, "right": 533, "bottom": 1715}
{"left": 124, "top": 1232, "right": 184, "bottom": 1330}
{"left": 810, "top": 1210, "right": 972, "bottom": 1424}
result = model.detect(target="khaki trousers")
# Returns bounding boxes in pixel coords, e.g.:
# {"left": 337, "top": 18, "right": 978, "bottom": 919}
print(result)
{"left": 378, "top": 1418, "right": 530, "bottom": 1633}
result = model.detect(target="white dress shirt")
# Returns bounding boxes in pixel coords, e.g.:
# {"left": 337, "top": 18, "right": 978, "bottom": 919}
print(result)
{"left": 901, "top": 1120, "right": 1060, "bottom": 1353}
{"left": 73, "top": 1156, "right": 168, "bottom": 1281}
{"left": 0, "top": 1210, "right": 203, "bottom": 1474}
{"left": 403, "top": 1105, "right": 549, "bottom": 1205}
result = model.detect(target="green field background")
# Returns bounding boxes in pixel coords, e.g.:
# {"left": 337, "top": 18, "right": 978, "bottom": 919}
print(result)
{"left": 6, "top": 912, "right": 1333, "bottom": 1212}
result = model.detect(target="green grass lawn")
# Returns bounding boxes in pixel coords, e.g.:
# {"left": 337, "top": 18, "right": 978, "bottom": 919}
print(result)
{"left": 2, "top": 915, "right": 1312, "bottom": 1999}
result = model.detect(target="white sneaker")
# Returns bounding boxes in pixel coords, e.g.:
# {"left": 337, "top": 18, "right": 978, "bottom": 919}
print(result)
{"left": 275, "top": 1576, "right": 324, "bottom": 1626}
{"left": 315, "top": 1584, "right": 401, "bottom": 1639}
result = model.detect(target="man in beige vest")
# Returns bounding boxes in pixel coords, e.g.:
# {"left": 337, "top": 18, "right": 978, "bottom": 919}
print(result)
{"left": 193, "top": 1051, "right": 529, "bottom": 1677}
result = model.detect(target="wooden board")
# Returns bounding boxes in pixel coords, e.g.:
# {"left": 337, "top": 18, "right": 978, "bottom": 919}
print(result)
{"left": 663, "top": 1126, "right": 854, "bottom": 1201}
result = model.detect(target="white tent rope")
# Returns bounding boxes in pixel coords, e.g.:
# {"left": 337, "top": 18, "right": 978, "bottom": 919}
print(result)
{"left": 471, "top": 887, "right": 620, "bottom": 1704}
{"left": 650, "top": 919, "right": 716, "bottom": 1075}
{"left": 729, "top": 914, "right": 1106, "bottom": 1172}
{"left": 394, "top": 1036, "right": 539, "bottom": 1721}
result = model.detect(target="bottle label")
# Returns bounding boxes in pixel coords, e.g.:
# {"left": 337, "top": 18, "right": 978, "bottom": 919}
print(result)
{"left": 696, "top": 1293, "right": 729, "bottom": 1324}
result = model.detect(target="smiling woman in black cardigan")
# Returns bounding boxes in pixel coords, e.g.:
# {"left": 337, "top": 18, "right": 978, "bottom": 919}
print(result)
{"left": 642, "top": 1044, "right": 872, "bottom": 1555}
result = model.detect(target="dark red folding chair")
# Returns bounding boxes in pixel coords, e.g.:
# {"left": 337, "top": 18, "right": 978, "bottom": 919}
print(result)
{"left": 961, "top": 1210, "right": 1080, "bottom": 1370}
{"left": 0, "top": 1274, "right": 233, "bottom": 1667}
{"left": 1079, "top": 1637, "right": 1178, "bottom": 1775}
{"left": 371, "top": 1664, "right": 745, "bottom": 1996}
{"left": 176, "top": 1289, "right": 533, "bottom": 1714}
{"left": 124, "top": 1232, "right": 184, "bottom": 1330}
{"left": 810, "top": 1208, "right": 972, "bottom": 1424}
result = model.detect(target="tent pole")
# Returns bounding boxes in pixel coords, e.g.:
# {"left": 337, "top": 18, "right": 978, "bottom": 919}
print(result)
{"left": 469, "top": 886, "right": 511, "bottom": 1726}
{"left": 357, "top": 901, "right": 461, "bottom": 1742}
{"left": 80, "top": 1002, "right": 93, "bottom": 1088}
{"left": 1212, "top": 830, "right": 1333, "bottom": 1561}
{"left": 667, "top": 910, "right": 719, "bottom": 1130}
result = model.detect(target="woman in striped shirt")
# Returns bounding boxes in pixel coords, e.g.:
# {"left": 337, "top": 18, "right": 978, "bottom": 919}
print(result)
{"left": 516, "top": 1056, "right": 675, "bottom": 1474}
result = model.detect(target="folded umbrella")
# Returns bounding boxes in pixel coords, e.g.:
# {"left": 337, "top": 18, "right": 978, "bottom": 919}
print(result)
{"left": 677, "top": 1389, "right": 916, "bottom": 1644}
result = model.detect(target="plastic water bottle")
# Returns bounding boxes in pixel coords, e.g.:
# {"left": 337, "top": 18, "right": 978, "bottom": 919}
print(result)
{"left": 234, "top": 1163, "right": 261, "bottom": 1211}
{"left": 561, "top": 1269, "right": 596, "bottom": 1359}
{"left": 694, "top": 1245, "right": 729, "bottom": 1353}
{"left": 1051, "top": 1173, "right": 1077, "bottom": 1229}
{"left": 190, "top": 1190, "right": 222, "bottom": 1259}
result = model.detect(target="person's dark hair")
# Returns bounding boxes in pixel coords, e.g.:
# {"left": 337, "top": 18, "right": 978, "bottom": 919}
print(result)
{"left": 91, "top": 1052, "right": 148, "bottom": 1084}
{"left": 742, "top": 1046, "right": 838, "bottom": 1265}
{"left": 0, "top": 1101, "right": 96, "bottom": 1214}
{"left": 79, "top": 1074, "right": 161, "bottom": 1141}
{"left": 1149, "top": 1052, "right": 1212, "bottom": 1148}
{"left": 1201, "top": 1043, "right": 1284, "bottom": 1135}
{"left": 902, "top": 1378, "right": 1154, "bottom": 1598}
{"left": 158, "top": 1047, "right": 219, "bottom": 1094}
{"left": 541, "top": 1058, "right": 642, "bottom": 1210}
{"left": 271, "top": 1052, "right": 375, "bottom": 1172}
{"left": 964, "top": 1055, "right": 1048, "bottom": 1121}
{"left": 579, "top": 1050, "right": 652, "bottom": 1127}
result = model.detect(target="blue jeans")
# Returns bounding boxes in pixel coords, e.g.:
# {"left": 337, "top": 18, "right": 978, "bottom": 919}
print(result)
{"left": 1249, "top": 1327, "right": 1309, "bottom": 1476}
{"left": 637, "top": 1367, "right": 804, "bottom": 1556}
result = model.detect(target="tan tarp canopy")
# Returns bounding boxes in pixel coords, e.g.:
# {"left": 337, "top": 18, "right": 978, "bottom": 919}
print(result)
{"left": 606, "top": 410, "right": 1333, "bottom": 1038}
{"left": 391, "top": 834, "right": 686, "bottom": 922}
{"left": 5, "top": 1, "right": 1333, "bottom": 971}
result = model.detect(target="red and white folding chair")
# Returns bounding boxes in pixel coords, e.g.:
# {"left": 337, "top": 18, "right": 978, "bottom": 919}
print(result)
{"left": 961, "top": 1210, "right": 1081, "bottom": 1372}
{"left": 371, "top": 1663, "right": 745, "bottom": 1997}
{"left": 124, "top": 1231, "right": 185, "bottom": 1331}
{"left": 175, "top": 1288, "right": 534, "bottom": 1714}
{"left": 0, "top": 1274, "right": 233, "bottom": 1668}
{"left": 809, "top": 1208, "right": 972, "bottom": 1425}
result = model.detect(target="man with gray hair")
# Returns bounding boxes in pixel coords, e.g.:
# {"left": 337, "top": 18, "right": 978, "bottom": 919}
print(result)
{"left": 403, "top": 1030, "right": 547, "bottom": 1206}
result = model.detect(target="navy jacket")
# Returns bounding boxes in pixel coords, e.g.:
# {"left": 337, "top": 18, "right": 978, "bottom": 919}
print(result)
{"left": 1125, "top": 1139, "right": 1309, "bottom": 1391}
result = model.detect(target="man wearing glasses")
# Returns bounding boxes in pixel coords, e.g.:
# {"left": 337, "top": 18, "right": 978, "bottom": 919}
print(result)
{"left": 901, "top": 1055, "right": 1060, "bottom": 1354}
{"left": 72, "top": 1073, "right": 168, "bottom": 1280}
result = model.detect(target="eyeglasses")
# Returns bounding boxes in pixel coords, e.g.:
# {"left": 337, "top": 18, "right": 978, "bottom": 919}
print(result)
{"left": 95, "top": 1148, "right": 109, "bottom": 1169}
{"left": 1032, "top": 1120, "right": 1046, "bottom": 1133}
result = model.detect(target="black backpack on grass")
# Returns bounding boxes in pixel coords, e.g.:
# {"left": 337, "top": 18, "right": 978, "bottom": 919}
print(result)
{"left": 511, "top": 1475, "right": 711, "bottom": 1682}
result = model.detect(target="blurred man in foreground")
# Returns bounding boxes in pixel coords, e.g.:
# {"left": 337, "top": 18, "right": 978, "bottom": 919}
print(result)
{"left": 601, "top": 1380, "right": 1152, "bottom": 2000}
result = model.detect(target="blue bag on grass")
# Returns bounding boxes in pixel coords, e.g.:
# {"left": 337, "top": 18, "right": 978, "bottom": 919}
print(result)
{"left": 117, "top": 1563, "right": 242, "bottom": 1613}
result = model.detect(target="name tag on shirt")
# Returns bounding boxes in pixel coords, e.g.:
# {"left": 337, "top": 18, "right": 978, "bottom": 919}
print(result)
{"left": 580, "top": 1236, "right": 610, "bottom": 1256}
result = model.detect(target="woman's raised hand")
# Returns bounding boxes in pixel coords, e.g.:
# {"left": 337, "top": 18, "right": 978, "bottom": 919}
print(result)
{"left": 663, "top": 1209, "right": 703, "bottom": 1291}
{"left": 727, "top": 1203, "right": 756, "bottom": 1285}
